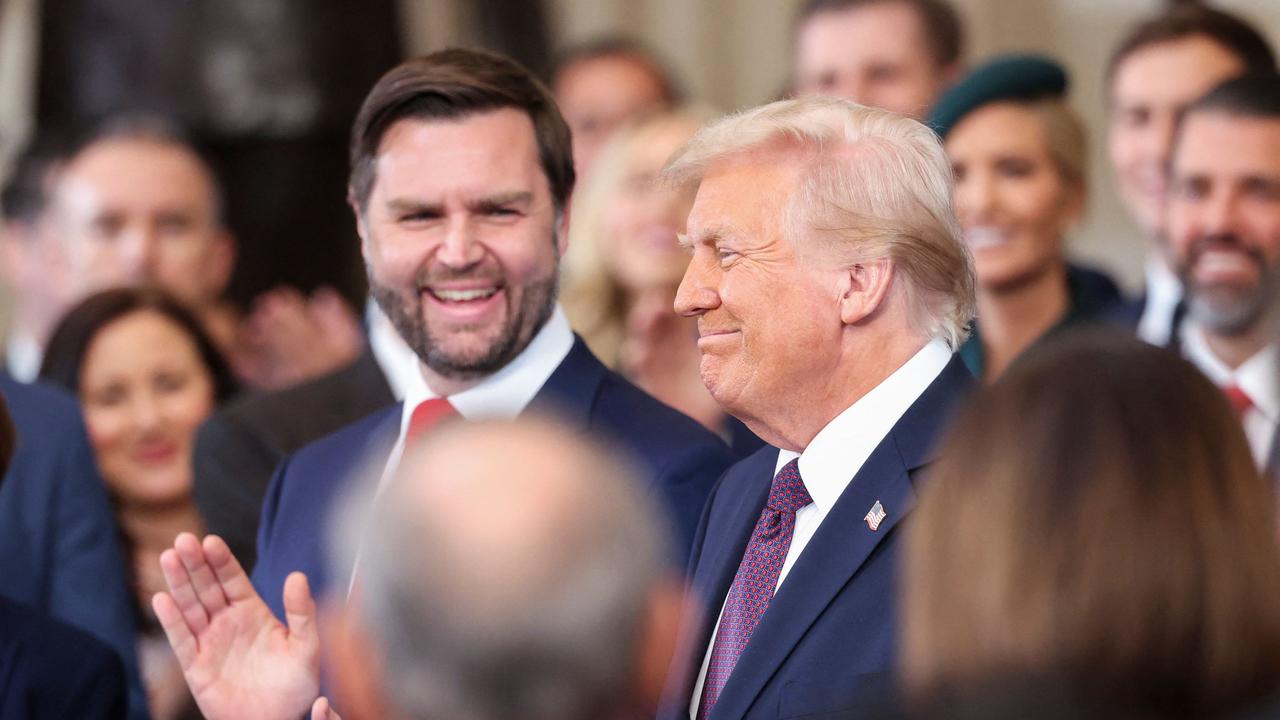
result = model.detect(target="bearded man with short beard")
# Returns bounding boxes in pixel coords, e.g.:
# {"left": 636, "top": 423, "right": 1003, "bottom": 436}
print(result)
{"left": 1169, "top": 73, "right": 1280, "bottom": 476}
{"left": 145, "top": 49, "right": 733, "bottom": 720}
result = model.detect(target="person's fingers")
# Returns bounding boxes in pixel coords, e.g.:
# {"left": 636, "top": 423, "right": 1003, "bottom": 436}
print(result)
{"left": 159, "top": 543, "right": 210, "bottom": 634}
{"left": 152, "top": 592, "right": 199, "bottom": 671}
{"left": 202, "top": 534, "right": 259, "bottom": 604}
{"left": 283, "top": 572, "right": 319, "bottom": 651}
{"left": 311, "top": 697, "right": 342, "bottom": 720}
{"left": 175, "top": 533, "right": 229, "bottom": 615}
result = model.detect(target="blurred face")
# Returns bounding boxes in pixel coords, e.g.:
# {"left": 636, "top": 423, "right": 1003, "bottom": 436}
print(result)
{"left": 555, "top": 55, "right": 669, "bottom": 179}
{"left": 793, "top": 2, "right": 946, "bottom": 118}
{"left": 357, "top": 110, "right": 563, "bottom": 381}
{"left": 602, "top": 121, "right": 697, "bottom": 291}
{"left": 675, "top": 152, "right": 844, "bottom": 425}
{"left": 80, "top": 310, "right": 216, "bottom": 507}
{"left": 49, "top": 138, "right": 234, "bottom": 310}
{"left": 1168, "top": 112, "right": 1280, "bottom": 336}
{"left": 1108, "top": 35, "right": 1244, "bottom": 242}
{"left": 949, "top": 103, "right": 1080, "bottom": 292}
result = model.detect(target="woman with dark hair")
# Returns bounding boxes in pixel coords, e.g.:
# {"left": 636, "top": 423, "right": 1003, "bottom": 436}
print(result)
{"left": 40, "top": 286, "right": 236, "bottom": 720}
{"left": 902, "top": 331, "right": 1280, "bottom": 718}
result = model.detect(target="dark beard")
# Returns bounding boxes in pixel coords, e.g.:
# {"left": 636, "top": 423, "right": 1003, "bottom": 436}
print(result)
{"left": 369, "top": 269, "right": 559, "bottom": 381}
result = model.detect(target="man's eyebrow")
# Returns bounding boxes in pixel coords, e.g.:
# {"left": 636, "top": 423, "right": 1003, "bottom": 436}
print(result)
{"left": 385, "top": 198, "right": 441, "bottom": 214}
{"left": 467, "top": 191, "right": 533, "bottom": 209}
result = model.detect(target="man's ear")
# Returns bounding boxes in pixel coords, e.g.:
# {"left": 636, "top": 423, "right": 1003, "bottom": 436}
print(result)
{"left": 321, "top": 599, "right": 389, "bottom": 720}
{"left": 838, "top": 259, "right": 895, "bottom": 326}
{"left": 349, "top": 188, "right": 372, "bottom": 260}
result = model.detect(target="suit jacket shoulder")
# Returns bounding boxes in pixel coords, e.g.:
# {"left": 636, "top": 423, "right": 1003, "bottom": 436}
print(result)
{"left": 194, "top": 350, "right": 394, "bottom": 570}
{"left": 534, "top": 340, "right": 736, "bottom": 561}
{"left": 252, "top": 403, "right": 401, "bottom": 620}
{"left": 0, "top": 375, "right": 146, "bottom": 720}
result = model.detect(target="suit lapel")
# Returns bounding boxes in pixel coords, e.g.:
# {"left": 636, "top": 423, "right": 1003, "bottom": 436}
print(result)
{"left": 709, "top": 357, "right": 973, "bottom": 719}
{"left": 523, "top": 337, "right": 603, "bottom": 431}
{"left": 685, "top": 453, "right": 776, "bottom": 685}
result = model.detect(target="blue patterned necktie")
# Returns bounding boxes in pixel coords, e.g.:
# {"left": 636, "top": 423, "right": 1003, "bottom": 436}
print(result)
{"left": 697, "top": 458, "right": 812, "bottom": 719}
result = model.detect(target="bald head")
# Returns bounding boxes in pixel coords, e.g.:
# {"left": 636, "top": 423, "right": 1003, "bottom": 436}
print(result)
{"left": 329, "top": 418, "right": 678, "bottom": 720}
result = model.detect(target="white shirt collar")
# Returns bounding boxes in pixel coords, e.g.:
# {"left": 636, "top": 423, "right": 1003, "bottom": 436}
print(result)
{"left": 1137, "top": 255, "right": 1183, "bottom": 347}
{"left": 397, "top": 304, "right": 575, "bottom": 439}
{"left": 366, "top": 300, "right": 421, "bottom": 401}
{"left": 1182, "top": 324, "right": 1280, "bottom": 423}
{"left": 5, "top": 329, "right": 42, "bottom": 383}
{"left": 773, "top": 338, "right": 953, "bottom": 512}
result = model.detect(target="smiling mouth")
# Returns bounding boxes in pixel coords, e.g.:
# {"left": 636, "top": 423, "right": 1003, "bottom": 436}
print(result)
{"left": 963, "top": 228, "right": 1012, "bottom": 250}
{"left": 425, "top": 285, "right": 502, "bottom": 303}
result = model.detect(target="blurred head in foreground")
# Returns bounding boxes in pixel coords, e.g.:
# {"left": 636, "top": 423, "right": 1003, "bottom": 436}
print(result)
{"left": 904, "top": 331, "right": 1280, "bottom": 717}
{"left": 324, "top": 418, "right": 685, "bottom": 720}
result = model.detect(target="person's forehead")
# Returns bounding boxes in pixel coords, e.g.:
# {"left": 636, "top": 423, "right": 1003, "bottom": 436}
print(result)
{"left": 60, "top": 139, "right": 218, "bottom": 210}
{"left": 372, "top": 110, "right": 547, "bottom": 198}
{"left": 797, "top": 2, "right": 930, "bottom": 66}
{"left": 688, "top": 153, "right": 805, "bottom": 232}
{"left": 1175, "top": 113, "right": 1280, "bottom": 174}
{"left": 556, "top": 54, "right": 664, "bottom": 100}
{"left": 1111, "top": 35, "right": 1245, "bottom": 104}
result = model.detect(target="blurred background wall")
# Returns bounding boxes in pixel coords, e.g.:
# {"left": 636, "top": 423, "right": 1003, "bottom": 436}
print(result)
{"left": 3, "top": 0, "right": 1279, "bottom": 295}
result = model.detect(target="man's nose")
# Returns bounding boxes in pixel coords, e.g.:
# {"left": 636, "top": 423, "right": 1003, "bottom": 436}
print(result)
{"left": 1199, "top": 191, "right": 1241, "bottom": 238}
{"left": 674, "top": 255, "right": 720, "bottom": 317}
{"left": 436, "top": 217, "right": 484, "bottom": 269}
{"left": 119, "top": 226, "right": 161, "bottom": 281}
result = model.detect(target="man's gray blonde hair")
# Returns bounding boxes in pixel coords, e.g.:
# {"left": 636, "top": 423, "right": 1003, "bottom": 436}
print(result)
{"left": 663, "top": 96, "right": 975, "bottom": 348}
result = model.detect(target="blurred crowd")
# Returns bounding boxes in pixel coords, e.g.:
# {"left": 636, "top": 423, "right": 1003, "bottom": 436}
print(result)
{"left": 2, "top": 1, "right": 1280, "bottom": 719}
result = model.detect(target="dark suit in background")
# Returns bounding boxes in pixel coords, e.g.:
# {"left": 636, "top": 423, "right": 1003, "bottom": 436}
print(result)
{"left": 193, "top": 349, "right": 393, "bottom": 570}
{"left": 0, "top": 596, "right": 127, "bottom": 720}
{"left": 0, "top": 374, "right": 145, "bottom": 720}
{"left": 252, "top": 338, "right": 735, "bottom": 621}
{"left": 662, "top": 357, "right": 973, "bottom": 720}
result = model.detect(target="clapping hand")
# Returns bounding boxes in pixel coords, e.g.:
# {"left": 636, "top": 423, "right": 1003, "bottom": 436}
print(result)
{"left": 152, "top": 533, "right": 321, "bottom": 720}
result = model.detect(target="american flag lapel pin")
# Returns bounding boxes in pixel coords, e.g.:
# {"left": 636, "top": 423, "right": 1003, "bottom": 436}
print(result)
{"left": 864, "top": 500, "right": 887, "bottom": 531}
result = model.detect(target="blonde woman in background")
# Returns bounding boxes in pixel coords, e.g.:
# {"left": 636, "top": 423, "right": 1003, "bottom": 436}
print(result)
{"left": 563, "top": 110, "right": 764, "bottom": 456}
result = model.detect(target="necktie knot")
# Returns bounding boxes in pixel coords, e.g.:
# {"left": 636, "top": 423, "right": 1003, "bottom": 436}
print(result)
{"left": 767, "top": 459, "right": 812, "bottom": 515}
{"left": 407, "top": 397, "right": 458, "bottom": 442}
{"left": 1223, "top": 384, "right": 1254, "bottom": 417}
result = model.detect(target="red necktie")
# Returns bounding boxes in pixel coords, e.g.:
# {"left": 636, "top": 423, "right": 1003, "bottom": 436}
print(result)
{"left": 1224, "top": 384, "right": 1254, "bottom": 418}
{"left": 407, "top": 397, "right": 458, "bottom": 443}
{"left": 698, "top": 459, "right": 812, "bottom": 719}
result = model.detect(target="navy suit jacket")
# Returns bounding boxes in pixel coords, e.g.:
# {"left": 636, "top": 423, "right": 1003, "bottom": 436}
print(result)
{"left": 662, "top": 356, "right": 974, "bottom": 720}
{"left": 252, "top": 337, "right": 735, "bottom": 619}
{"left": 0, "top": 596, "right": 127, "bottom": 720}
{"left": 0, "top": 375, "right": 146, "bottom": 720}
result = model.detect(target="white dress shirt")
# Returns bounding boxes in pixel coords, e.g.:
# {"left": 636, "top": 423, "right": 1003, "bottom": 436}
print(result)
{"left": 5, "top": 329, "right": 41, "bottom": 383}
{"left": 1181, "top": 324, "right": 1279, "bottom": 469}
{"left": 688, "top": 339, "right": 952, "bottom": 717}
{"left": 1137, "top": 256, "right": 1183, "bottom": 347}
{"left": 378, "top": 304, "right": 574, "bottom": 485}
{"left": 348, "top": 305, "right": 574, "bottom": 595}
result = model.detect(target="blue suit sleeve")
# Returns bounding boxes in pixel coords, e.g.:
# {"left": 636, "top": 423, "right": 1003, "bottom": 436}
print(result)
{"left": 251, "top": 457, "right": 293, "bottom": 621}
{"left": 46, "top": 409, "right": 149, "bottom": 720}
{"left": 653, "top": 441, "right": 735, "bottom": 568}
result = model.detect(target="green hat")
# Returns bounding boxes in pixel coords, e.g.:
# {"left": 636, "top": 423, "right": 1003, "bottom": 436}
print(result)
{"left": 929, "top": 54, "right": 1069, "bottom": 139}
